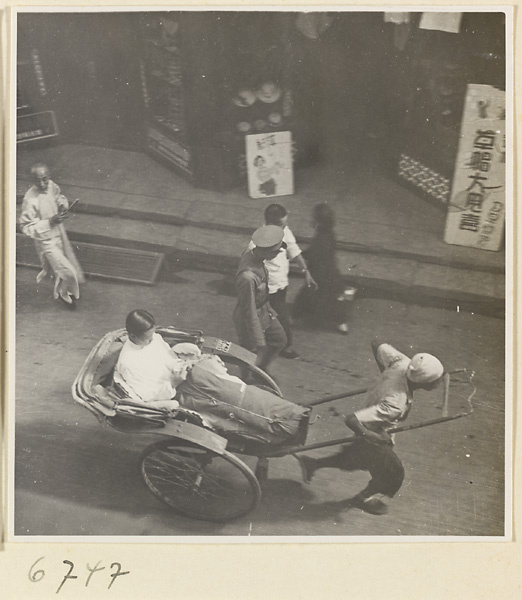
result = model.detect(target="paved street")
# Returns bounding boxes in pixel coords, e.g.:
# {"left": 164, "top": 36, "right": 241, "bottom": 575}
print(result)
{"left": 14, "top": 266, "right": 505, "bottom": 538}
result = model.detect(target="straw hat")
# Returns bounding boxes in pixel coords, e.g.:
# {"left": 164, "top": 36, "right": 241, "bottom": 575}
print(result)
{"left": 237, "top": 121, "right": 252, "bottom": 133}
{"left": 232, "top": 89, "right": 257, "bottom": 108}
{"left": 256, "top": 82, "right": 282, "bottom": 104}
{"left": 268, "top": 112, "right": 283, "bottom": 126}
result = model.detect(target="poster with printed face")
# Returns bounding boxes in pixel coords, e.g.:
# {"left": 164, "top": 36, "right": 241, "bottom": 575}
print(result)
{"left": 444, "top": 84, "right": 506, "bottom": 251}
{"left": 246, "top": 131, "right": 294, "bottom": 199}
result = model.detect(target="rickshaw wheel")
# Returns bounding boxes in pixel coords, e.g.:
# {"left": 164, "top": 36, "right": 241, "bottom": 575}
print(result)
{"left": 141, "top": 440, "right": 261, "bottom": 521}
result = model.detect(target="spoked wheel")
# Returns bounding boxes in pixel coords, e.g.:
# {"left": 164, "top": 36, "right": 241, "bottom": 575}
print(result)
{"left": 141, "top": 440, "right": 262, "bottom": 521}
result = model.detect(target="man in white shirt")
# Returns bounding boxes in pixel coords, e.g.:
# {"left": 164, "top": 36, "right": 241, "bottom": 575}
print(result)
{"left": 249, "top": 204, "right": 316, "bottom": 359}
{"left": 295, "top": 341, "right": 444, "bottom": 515}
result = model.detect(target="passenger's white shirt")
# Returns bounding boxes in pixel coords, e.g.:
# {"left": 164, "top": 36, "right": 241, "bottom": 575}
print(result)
{"left": 114, "top": 333, "right": 187, "bottom": 402}
{"left": 248, "top": 226, "right": 302, "bottom": 293}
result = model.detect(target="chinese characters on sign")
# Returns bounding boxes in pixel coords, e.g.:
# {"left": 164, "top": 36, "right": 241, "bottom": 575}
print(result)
{"left": 246, "top": 131, "right": 294, "bottom": 199}
{"left": 444, "top": 84, "right": 505, "bottom": 251}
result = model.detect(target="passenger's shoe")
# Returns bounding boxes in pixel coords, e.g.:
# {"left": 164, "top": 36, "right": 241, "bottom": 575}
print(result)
{"left": 353, "top": 493, "right": 389, "bottom": 515}
{"left": 293, "top": 454, "right": 316, "bottom": 484}
{"left": 280, "top": 347, "right": 300, "bottom": 359}
{"left": 58, "top": 295, "right": 76, "bottom": 310}
{"left": 336, "top": 323, "right": 349, "bottom": 335}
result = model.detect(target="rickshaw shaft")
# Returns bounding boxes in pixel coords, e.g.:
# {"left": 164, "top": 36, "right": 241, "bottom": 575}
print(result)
{"left": 306, "top": 369, "right": 470, "bottom": 408}
{"left": 307, "top": 387, "right": 368, "bottom": 407}
{"left": 268, "top": 412, "right": 472, "bottom": 457}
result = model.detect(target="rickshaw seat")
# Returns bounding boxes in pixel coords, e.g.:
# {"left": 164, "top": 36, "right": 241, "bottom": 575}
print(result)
{"left": 92, "top": 339, "right": 124, "bottom": 388}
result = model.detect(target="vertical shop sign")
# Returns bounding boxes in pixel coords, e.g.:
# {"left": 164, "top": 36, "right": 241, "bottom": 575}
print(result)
{"left": 139, "top": 60, "right": 150, "bottom": 108}
{"left": 31, "top": 48, "right": 47, "bottom": 96}
{"left": 444, "top": 84, "right": 505, "bottom": 251}
{"left": 246, "top": 131, "right": 294, "bottom": 199}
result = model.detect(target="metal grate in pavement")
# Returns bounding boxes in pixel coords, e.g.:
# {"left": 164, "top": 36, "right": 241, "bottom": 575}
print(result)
{"left": 16, "top": 233, "right": 165, "bottom": 285}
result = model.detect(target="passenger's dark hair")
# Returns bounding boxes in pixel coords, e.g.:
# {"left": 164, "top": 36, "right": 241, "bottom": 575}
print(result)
{"left": 313, "top": 203, "right": 335, "bottom": 232}
{"left": 264, "top": 203, "right": 287, "bottom": 225}
{"left": 125, "top": 309, "right": 156, "bottom": 336}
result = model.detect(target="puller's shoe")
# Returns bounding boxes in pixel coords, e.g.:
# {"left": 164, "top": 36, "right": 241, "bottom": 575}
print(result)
{"left": 58, "top": 295, "right": 76, "bottom": 310}
{"left": 353, "top": 492, "right": 389, "bottom": 515}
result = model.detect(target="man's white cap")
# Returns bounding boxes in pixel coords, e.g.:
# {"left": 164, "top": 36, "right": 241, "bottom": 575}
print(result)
{"left": 251, "top": 225, "right": 284, "bottom": 250}
{"left": 407, "top": 353, "right": 444, "bottom": 384}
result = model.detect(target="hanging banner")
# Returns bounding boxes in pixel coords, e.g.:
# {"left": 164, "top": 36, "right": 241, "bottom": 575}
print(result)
{"left": 444, "top": 84, "right": 505, "bottom": 251}
{"left": 419, "top": 12, "right": 462, "bottom": 34}
{"left": 246, "top": 131, "right": 294, "bottom": 199}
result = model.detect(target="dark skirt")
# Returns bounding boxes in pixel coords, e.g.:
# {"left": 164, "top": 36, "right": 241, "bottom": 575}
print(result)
{"left": 293, "top": 282, "right": 351, "bottom": 327}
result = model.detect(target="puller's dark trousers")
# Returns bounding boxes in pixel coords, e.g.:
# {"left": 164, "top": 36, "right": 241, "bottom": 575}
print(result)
{"left": 313, "top": 438, "right": 405, "bottom": 498}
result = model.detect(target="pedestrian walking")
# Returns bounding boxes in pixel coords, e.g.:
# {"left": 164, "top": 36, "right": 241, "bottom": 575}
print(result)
{"left": 293, "top": 203, "right": 354, "bottom": 334}
{"left": 19, "top": 163, "right": 84, "bottom": 309}
{"left": 233, "top": 225, "right": 288, "bottom": 376}
{"left": 294, "top": 341, "right": 444, "bottom": 515}
{"left": 249, "top": 204, "right": 317, "bottom": 359}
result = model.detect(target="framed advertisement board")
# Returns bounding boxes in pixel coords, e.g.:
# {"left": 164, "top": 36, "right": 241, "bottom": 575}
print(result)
{"left": 246, "top": 131, "right": 294, "bottom": 199}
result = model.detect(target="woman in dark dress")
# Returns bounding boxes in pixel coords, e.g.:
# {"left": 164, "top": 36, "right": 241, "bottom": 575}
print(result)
{"left": 294, "top": 203, "right": 354, "bottom": 334}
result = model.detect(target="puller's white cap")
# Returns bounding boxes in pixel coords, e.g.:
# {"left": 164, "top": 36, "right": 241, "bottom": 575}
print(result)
{"left": 407, "top": 353, "right": 444, "bottom": 384}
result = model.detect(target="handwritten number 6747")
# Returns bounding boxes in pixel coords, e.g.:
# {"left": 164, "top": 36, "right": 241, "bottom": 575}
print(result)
{"left": 28, "top": 557, "right": 129, "bottom": 592}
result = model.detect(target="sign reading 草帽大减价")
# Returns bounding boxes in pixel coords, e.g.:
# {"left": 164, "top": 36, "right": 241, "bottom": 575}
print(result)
{"left": 444, "top": 84, "right": 505, "bottom": 252}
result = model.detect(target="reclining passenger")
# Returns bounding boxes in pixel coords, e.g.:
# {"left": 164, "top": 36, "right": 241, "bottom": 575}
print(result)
{"left": 113, "top": 309, "right": 187, "bottom": 410}
{"left": 112, "top": 310, "right": 309, "bottom": 442}
{"left": 177, "top": 349, "right": 310, "bottom": 443}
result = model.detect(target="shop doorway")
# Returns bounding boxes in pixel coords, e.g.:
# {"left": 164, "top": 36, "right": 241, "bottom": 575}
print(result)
{"left": 18, "top": 13, "right": 146, "bottom": 151}
{"left": 288, "top": 13, "right": 393, "bottom": 170}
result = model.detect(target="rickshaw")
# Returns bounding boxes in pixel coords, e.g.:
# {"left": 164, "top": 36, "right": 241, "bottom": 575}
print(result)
{"left": 72, "top": 327, "right": 476, "bottom": 522}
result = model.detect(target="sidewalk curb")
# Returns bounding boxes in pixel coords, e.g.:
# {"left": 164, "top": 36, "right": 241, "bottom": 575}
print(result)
{"left": 61, "top": 230, "right": 504, "bottom": 319}
{"left": 16, "top": 195, "right": 506, "bottom": 276}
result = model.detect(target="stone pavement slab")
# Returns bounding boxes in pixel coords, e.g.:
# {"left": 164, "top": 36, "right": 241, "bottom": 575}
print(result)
{"left": 65, "top": 213, "right": 184, "bottom": 251}
{"left": 186, "top": 200, "right": 262, "bottom": 232}
{"left": 176, "top": 226, "right": 249, "bottom": 260}
{"left": 412, "top": 263, "right": 505, "bottom": 302}
{"left": 337, "top": 252, "right": 417, "bottom": 287}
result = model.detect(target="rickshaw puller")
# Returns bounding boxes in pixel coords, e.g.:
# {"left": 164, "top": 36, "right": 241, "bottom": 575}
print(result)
{"left": 294, "top": 341, "right": 444, "bottom": 515}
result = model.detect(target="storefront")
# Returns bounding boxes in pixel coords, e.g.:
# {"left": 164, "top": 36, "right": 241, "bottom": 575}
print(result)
{"left": 17, "top": 11, "right": 505, "bottom": 196}
{"left": 17, "top": 13, "right": 146, "bottom": 150}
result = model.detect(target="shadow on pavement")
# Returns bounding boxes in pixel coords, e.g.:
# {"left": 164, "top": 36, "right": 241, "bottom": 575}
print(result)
{"left": 256, "top": 479, "right": 360, "bottom": 524}
{"left": 14, "top": 421, "right": 231, "bottom": 536}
